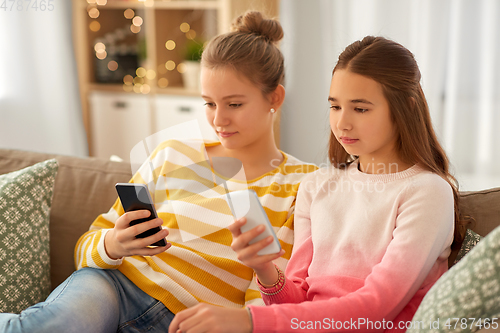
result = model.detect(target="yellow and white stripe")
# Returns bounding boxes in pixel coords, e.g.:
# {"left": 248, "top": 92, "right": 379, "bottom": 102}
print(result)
{"left": 75, "top": 139, "right": 317, "bottom": 313}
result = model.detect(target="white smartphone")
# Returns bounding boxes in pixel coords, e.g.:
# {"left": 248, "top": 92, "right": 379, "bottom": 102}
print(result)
{"left": 228, "top": 189, "right": 281, "bottom": 255}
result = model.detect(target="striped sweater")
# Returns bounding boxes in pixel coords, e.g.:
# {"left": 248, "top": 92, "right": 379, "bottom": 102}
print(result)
{"left": 74, "top": 139, "right": 317, "bottom": 313}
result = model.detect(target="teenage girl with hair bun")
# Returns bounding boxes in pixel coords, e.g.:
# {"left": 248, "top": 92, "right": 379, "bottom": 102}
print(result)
{"left": 170, "top": 36, "right": 466, "bottom": 333}
{"left": 0, "top": 11, "right": 317, "bottom": 333}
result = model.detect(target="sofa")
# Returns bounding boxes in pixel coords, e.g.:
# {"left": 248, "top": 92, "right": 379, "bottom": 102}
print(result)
{"left": 0, "top": 148, "right": 499, "bottom": 329}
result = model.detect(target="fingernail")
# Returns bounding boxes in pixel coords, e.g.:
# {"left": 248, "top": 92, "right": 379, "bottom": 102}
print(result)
{"left": 257, "top": 225, "right": 265, "bottom": 232}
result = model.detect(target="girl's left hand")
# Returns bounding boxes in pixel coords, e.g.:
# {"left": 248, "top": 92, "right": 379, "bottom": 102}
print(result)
{"left": 168, "top": 303, "right": 252, "bottom": 333}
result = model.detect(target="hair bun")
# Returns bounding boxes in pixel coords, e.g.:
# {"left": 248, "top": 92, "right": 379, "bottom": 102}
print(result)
{"left": 231, "top": 10, "right": 284, "bottom": 43}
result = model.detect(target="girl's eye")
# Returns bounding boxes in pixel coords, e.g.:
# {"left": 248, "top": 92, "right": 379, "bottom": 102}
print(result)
{"left": 229, "top": 103, "right": 242, "bottom": 108}
{"left": 329, "top": 105, "right": 341, "bottom": 111}
{"left": 204, "top": 102, "right": 216, "bottom": 108}
{"left": 355, "top": 107, "right": 368, "bottom": 113}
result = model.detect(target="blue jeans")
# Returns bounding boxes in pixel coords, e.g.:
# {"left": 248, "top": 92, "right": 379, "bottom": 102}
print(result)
{"left": 0, "top": 267, "right": 175, "bottom": 333}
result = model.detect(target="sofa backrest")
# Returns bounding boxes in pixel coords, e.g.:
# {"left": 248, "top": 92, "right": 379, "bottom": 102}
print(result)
{"left": 1, "top": 148, "right": 499, "bottom": 288}
{"left": 0, "top": 149, "right": 132, "bottom": 288}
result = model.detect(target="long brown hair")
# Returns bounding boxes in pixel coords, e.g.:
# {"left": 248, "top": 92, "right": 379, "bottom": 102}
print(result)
{"left": 328, "top": 36, "right": 465, "bottom": 249}
{"left": 201, "top": 10, "right": 284, "bottom": 95}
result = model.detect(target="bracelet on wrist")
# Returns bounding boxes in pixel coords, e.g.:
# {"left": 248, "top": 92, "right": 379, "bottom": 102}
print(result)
{"left": 257, "top": 264, "right": 282, "bottom": 287}
{"left": 256, "top": 264, "right": 286, "bottom": 295}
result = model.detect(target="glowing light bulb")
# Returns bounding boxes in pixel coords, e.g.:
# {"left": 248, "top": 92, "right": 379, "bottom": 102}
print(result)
{"left": 94, "top": 42, "right": 106, "bottom": 53}
{"left": 186, "top": 30, "right": 196, "bottom": 40}
{"left": 180, "top": 22, "right": 190, "bottom": 33}
{"left": 158, "top": 78, "right": 169, "bottom": 88}
{"left": 165, "top": 40, "right": 176, "bottom": 50}
{"left": 96, "top": 51, "right": 107, "bottom": 60}
{"left": 136, "top": 67, "right": 147, "bottom": 78}
{"left": 123, "top": 75, "right": 134, "bottom": 85}
{"left": 146, "top": 70, "right": 156, "bottom": 80}
{"left": 124, "top": 9, "right": 135, "bottom": 19}
{"left": 96, "top": 0, "right": 107, "bottom": 5}
{"left": 107, "top": 61, "right": 118, "bottom": 71}
{"left": 130, "top": 25, "right": 141, "bottom": 34}
{"left": 132, "top": 16, "right": 143, "bottom": 27}
{"left": 165, "top": 60, "right": 176, "bottom": 71}
{"left": 89, "top": 21, "right": 101, "bottom": 32}
{"left": 88, "top": 8, "right": 99, "bottom": 19}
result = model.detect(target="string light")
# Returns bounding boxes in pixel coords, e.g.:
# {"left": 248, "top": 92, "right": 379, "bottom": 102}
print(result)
{"left": 146, "top": 70, "right": 156, "bottom": 80}
{"left": 124, "top": 9, "right": 135, "bottom": 19}
{"left": 89, "top": 21, "right": 101, "bottom": 32}
{"left": 136, "top": 67, "right": 147, "bottom": 78}
{"left": 88, "top": 7, "right": 99, "bottom": 19}
{"left": 185, "top": 30, "right": 197, "bottom": 40}
{"left": 165, "top": 60, "right": 176, "bottom": 71}
{"left": 165, "top": 40, "right": 176, "bottom": 50}
{"left": 94, "top": 42, "right": 106, "bottom": 53}
{"left": 96, "top": 0, "right": 107, "bottom": 5}
{"left": 96, "top": 51, "right": 107, "bottom": 60}
{"left": 123, "top": 75, "right": 134, "bottom": 85}
{"left": 132, "top": 16, "right": 143, "bottom": 27}
{"left": 107, "top": 61, "right": 118, "bottom": 71}
{"left": 123, "top": 84, "right": 133, "bottom": 92}
{"left": 130, "top": 25, "right": 141, "bottom": 34}
{"left": 158, "top": 78, "right": 169, "bottom": 88}
{"left": 133, "top": 77, "right": 145, "bottom": 85}
{"left": 180, "top": 22, "right": 190, "bottom": 33}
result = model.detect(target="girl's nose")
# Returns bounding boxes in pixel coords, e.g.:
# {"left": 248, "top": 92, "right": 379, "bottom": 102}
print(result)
{"left": 336, "top": 110, "right": 352, "bottom": 131}
{"left": 213, "top": 108, "right": 229, "bottom": 127}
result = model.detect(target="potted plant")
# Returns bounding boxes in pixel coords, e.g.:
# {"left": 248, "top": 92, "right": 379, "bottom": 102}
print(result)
{"left": 181, "top": 39, "right": 204, "bottom": 90}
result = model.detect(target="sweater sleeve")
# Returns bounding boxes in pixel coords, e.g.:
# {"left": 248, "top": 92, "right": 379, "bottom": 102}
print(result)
{"left": 249, "top": 174, "right": 455, "bottom": 332}
{"left": 257, "top": 172, "right": 317, "bottom": 305}
{"left": 74, "top": 142, "right": 166, "bottom": 270}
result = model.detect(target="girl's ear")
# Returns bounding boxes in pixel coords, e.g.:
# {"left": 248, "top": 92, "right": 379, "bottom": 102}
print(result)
{"left": 269, "top": 84, "right": 285, "bottom": 110}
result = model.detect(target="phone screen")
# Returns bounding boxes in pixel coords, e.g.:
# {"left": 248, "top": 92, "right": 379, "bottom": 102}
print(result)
{"left": 115, "top": 183, "right": 166, "bottom": 247}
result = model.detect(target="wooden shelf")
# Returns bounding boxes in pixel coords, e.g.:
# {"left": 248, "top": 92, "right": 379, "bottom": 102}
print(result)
{"left": 73, "top": 0, "right": 280, "bottom": 156}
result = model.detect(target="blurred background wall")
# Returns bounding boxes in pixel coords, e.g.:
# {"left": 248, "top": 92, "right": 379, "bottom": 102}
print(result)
{"left": 280, "top": 0, "right": 500, "bottom": 191}
{"left": 0, "top": 0, "right": 499, "bottom": 191}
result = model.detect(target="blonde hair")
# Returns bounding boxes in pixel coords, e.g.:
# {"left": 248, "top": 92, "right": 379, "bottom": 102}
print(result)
{"left": 201, "top": 11, "right": 284, "bottom": 95}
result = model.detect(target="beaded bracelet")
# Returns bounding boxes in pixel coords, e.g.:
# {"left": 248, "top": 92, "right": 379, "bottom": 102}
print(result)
{"left": 257, "top": 264, "right": 283, "bottom": 288}
{"left": 256, "top": 264, "right": 286, "bottom": 296}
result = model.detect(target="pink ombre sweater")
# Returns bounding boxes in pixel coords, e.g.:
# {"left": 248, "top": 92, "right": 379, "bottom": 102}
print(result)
{"left": 249, "top": 162, "right": 454, "bottom": 332}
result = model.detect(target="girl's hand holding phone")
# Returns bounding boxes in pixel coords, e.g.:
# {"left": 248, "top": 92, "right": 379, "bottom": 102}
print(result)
{"left": 228, "top": 217, "right": 285, "bottom": 285}
{"left": 104, "top": 211, "right": 171, "bottom": 260}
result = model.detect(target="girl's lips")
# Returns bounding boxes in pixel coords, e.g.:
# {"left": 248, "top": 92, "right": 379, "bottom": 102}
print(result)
{"left": 218, "top": 131, "right": 237, "bottom": 138}
{"left": 340, "top": 137, "right": 359, "bottom": 144}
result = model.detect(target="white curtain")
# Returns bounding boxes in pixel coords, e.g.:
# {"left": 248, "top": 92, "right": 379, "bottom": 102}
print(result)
{"left": 0, "top": 1, "right": 88, "bottom": 157}
{"left": 280, "top": 0, "right": 500, "bottom": 191}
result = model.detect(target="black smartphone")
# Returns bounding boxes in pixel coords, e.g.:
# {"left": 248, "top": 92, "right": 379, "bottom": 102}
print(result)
{"left": 115, "top": 183, "right": 167, "bottom": 247}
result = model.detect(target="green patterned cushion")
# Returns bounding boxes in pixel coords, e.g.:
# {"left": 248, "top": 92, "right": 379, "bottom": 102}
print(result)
{"left": 454, "top": 229, "right": 483, "bottom": 264}
{"left": 0, "top": 159, "right": 58, "bottom": 313}
{"left": 409, "top": 225, "right": 500, "bottom": 332}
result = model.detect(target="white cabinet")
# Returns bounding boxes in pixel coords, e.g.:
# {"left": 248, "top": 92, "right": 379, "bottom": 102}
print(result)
{"left": 89, "top": 91, "right": 151, "bottom": 161}
{"left": 154, "top": 95, "right": 217, "bottom": 141}
{"left": 89, "top": 92, "right": 218, "bottom": 161}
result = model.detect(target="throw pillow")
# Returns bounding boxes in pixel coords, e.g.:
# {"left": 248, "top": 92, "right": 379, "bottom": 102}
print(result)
{"left": 0, "top": 159, "right": 58, "bottom": 313}
{"left": 454, "top": 229, "right": 483, "bottom": 264}
{"left": 408, "top": 225, "right": 500, "bottom": 333}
